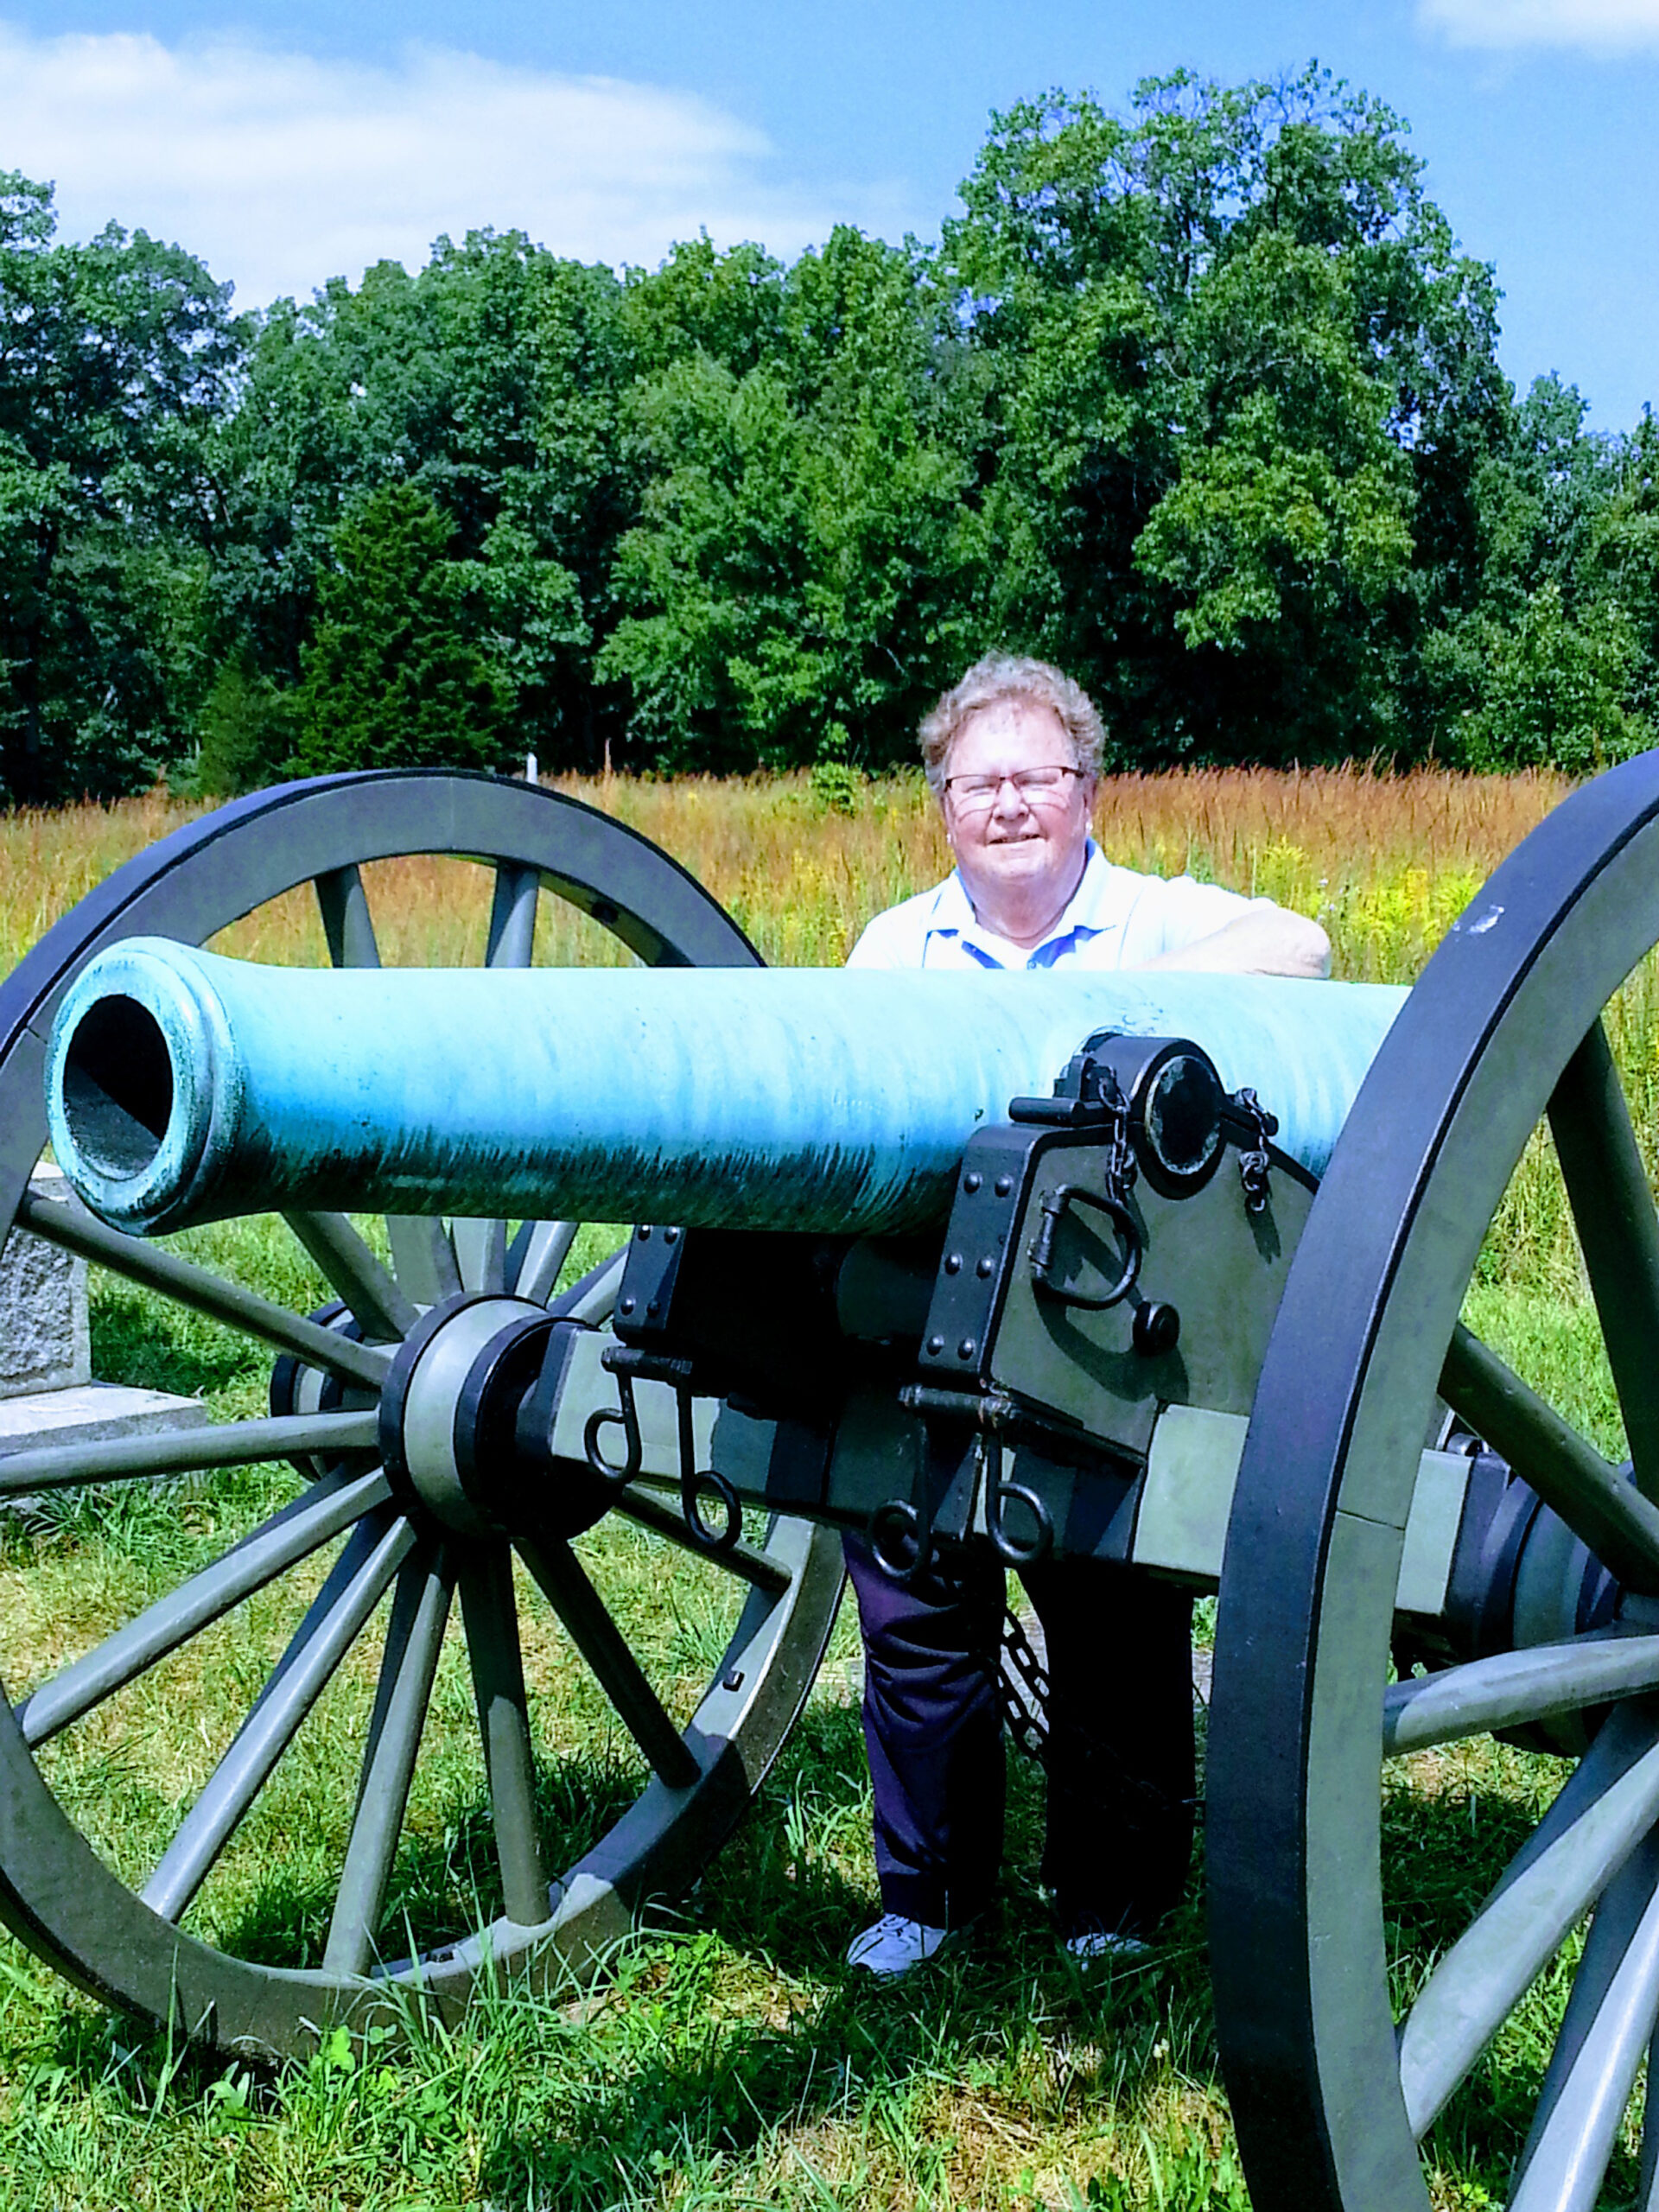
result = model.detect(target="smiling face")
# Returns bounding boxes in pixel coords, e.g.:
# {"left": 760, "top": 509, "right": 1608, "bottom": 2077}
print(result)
{"left": 941, "top": 696, "right": 1096, "bottom": 938}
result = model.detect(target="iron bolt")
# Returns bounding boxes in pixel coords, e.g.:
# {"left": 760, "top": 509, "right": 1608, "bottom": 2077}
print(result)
{"left": 1133, "top": 1301, "right": 1181, "bottom": 1357}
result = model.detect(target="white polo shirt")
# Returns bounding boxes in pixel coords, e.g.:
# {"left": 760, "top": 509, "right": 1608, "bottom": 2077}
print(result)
{"left": 846, "top": 840, "right": 1271, "bottom": 973}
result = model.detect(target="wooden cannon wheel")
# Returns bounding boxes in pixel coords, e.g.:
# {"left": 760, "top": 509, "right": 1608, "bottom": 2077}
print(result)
{"left": 0, "top": 771, "right": 844, "bottom": 2059}
{"left": 1211, "top": 749, "right": 1659, "bottom": 2209}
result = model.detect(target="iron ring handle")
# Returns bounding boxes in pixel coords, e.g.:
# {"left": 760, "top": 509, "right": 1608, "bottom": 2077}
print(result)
{"left": 583, "top": 1371, "right": 643, "bottom": 1488}
{"left": 987, "top": 1479, "right": 1053, "bottom": 1568}
{"left": 675, "top": 1386, "right": 742, "bottom": 1552}
{"left": 868, "top": 1498, "right": 931, "bottom": 1586}
{"left": 1028, "top": 1183, "right": 1142, "bottom": 1311}
{"left": 680, "top": 1468, "right": 743, "bottom": 1553}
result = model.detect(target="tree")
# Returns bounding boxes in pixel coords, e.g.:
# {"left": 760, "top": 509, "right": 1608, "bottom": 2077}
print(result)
{"left": 289, "top": 484, "right": 512, "bottom": 775}
{"left": 942, "top": 69, "right": 1509, "bottom": 765}
{"left": 204, "top": 231, "right": 616, "bottom": 769}
{"left": 600, "top": 228, "right": 991, "bottom": 770}
{"left": 0, "top": 170, "right": 241, "bottom": 802}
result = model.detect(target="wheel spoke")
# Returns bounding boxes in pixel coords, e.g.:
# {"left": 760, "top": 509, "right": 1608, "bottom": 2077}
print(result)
{"left": 610, "top": 1487, "right": 791, "bottom": 1596}
{"left": 509, "top": 1219, "right": 578, "bottom": 1304}
{"left": 1398, "top": 1700, "right": 1659, "bottom": 2137}
{"left": 15, "top": 1465, "right": 391, "bottom": 1747}
{"left": 1549, "top": 1021, "right": 1659, "bottom": 1500}
{"left": 141, "top": 1511, "right": 414, "bottom": 1923}
{"left": 453, "top": 1218, "right": 507, "bottom": 1295}
{"left": 1509, "top": 1830, "right": 1659, "bottom": 2212}
{"left": 456, "top": 1544, "right": 550, "bottom": 1926}
{"left": 486, "top": 863, "right": 539, "bottom": 969}
{"left": 1442, "top": 1323, "right": 1659, "bottom": 1593}
{"left": 321, "top": 1541, "right": 454, "bottom": 1978}
{"left": 283, "top": 1211, "right": 416, "bottom": 1341}
{"left": 550, "top": 1249, "right": 626, "bottom": 1325}
{"left": 315, "top": 864, "right": 379, "bottom": 970}
{"left": 19, "top": 1189, "right": 391, "bottom": 1391}
{"left": 316, "top": 861, "right": 464, "bottom": 1308}
{"left": 0, "top": 1408, "right": 378, "bottom": 1498}
{"left": 388, "top": 1217, "right": 463, "bottom": 1307}
{"left": 517, "top": 1531, "right": 700, "bottom": 1789}
{"left": 1384, "top": 1633, "right": 1659, "bottom": 1756}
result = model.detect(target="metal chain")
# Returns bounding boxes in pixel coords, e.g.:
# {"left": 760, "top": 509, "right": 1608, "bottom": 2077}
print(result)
{"left": 1232, "top": 1086, "right": 1279, "bottom": 1216}
{"left": 999, "top": 1607, "right": 1050, "bottom": 1760}
{"left": 1096, "top": 1072, "right": 1138, "bottom": 1206}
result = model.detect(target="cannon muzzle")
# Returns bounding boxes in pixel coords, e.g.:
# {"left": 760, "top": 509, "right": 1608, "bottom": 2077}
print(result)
{"left": 47, "top": 937, "right": 1406, "bottom": 1238}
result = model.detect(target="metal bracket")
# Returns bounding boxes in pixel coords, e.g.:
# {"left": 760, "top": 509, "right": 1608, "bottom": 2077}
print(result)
{"left": 593, "top": 1344, "right": 743, "bottom": 1554}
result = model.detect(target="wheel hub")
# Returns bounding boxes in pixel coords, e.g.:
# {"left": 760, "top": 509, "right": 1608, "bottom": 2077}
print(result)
{"left": 377, "top": 1294, "right": 622, "bottom": 1541}
{"left": 379, "top": 1294, "right": 544, "bottom": 1535}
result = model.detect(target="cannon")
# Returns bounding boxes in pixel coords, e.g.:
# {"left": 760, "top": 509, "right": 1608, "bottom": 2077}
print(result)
{"left": 4, "top": 762, "right": 1659, "bottom": 2210}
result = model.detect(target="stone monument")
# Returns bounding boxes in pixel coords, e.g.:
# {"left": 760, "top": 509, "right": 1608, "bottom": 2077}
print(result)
{"left": 0, "top": 1165, "right": 207, "bottom": 1462}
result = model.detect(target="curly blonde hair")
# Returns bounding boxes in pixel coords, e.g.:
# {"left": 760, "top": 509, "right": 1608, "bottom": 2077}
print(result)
{"left": 918, "top": 655, "right": 1104, "bottom": 797}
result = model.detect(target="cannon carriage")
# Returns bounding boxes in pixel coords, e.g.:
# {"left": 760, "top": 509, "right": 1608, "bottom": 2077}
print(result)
{"left": 4, "top": 760, "right": 1659, "bottom": 2209}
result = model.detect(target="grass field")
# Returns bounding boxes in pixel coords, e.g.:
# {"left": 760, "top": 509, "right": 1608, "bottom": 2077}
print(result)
{"left": 0, "top": 766, "right": 1646, "bottom": 2209}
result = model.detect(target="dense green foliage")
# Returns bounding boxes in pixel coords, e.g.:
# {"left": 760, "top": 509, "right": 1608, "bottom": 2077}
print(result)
{"left": 3, "top": 66, "right": 1657, "bottom": 801}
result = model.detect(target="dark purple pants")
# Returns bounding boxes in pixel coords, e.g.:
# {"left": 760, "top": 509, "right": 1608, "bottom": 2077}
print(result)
{"left": 843, "top": 1535, "right": 1196, "bottom": 1936}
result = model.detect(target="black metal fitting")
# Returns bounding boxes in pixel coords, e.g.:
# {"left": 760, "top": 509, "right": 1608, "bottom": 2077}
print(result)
{"left": 1029, "top": 1182, "right": 1142, "bottom": 1311}
{"left": 1224, "top": 1087, "right": 1280, "bottom": 1215}
{"left": 1132, "top": 1300, "right": 1181, "bottom": 1357}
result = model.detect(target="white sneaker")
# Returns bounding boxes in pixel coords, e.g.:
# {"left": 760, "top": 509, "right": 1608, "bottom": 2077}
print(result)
{"left": 1065, "top": 1928, "right": 1151, "bottom": 1963}
{"left": 845, "top": 1913, "right": 953, "bottom": 1978}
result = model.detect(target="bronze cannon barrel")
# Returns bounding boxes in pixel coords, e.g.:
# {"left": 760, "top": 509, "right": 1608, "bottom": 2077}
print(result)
{"left": 46, "top": 937, "right": 1407, "bottom": 1238}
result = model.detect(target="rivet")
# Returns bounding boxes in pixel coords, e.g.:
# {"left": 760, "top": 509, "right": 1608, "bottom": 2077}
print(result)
{"left": 995, "top": 1174, "right": 1014, "bottom": 1198}
{"left": 664, "top": 1225, "right": 681, "bottom": 1243}
{"left": 927, "top": 1333, "right": 944, "bottom": 1356}
{"left": 976, "top": 1255, "right": 995, "bottom": 1279}
{"left": 646, "top": 1299, "right": 659, "bottom": 1316}
{"left": 722, "top": 1668, "right": 745, "bottom": 1692}
{"left": 963, "top": 1171, "right": 982, "bottom": 1194}
{"left": 639, "top": 1224, "right": 652, "bottom": 1239}
{"left": 620, "top": 1295, "right": 636, "bottom": 1316}
{"left": 944, "top": 1252, "right": 963, "bottom": 1274}
{"left": 957, "top": 1338, "right": 976, "bottom": 1360}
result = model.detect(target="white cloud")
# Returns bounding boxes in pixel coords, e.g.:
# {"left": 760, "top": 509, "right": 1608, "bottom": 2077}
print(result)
{"left": 0, "top": 24, "right": 878, "bottom": 305}
{"left": 1420, "top": 0, "right": 1659, "bottom": 50}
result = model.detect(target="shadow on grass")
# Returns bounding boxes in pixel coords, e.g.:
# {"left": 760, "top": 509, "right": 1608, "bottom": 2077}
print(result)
{"left": 480, "top": 1895, "right": 1217, "bottom": 2209}
{"left": 90, "top": 1283, "right": 261, "bottom": 1402}
{"left": 474, "top": 1706, "right": 1217, "bottom": 2203}
{"left": 16, "top": 1699, "right": 1614, "bottom": 2209}
{"left": 212, "top": 1747, "right": 649, "bottom": 1968}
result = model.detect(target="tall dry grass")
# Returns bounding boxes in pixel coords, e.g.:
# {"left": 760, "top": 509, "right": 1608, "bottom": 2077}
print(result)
{"left": 0, "top": 765, "right": 1574, "bottom": 982}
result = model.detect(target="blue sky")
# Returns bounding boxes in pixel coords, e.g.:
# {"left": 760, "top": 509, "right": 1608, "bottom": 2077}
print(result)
{"left": 2, "top": 0, "right": 1656, "bottom": 429}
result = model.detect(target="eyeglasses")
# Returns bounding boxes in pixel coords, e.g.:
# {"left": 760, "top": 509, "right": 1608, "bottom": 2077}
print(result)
{"left": 944, "top": 766, "right": 1082, "bottom": 814}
